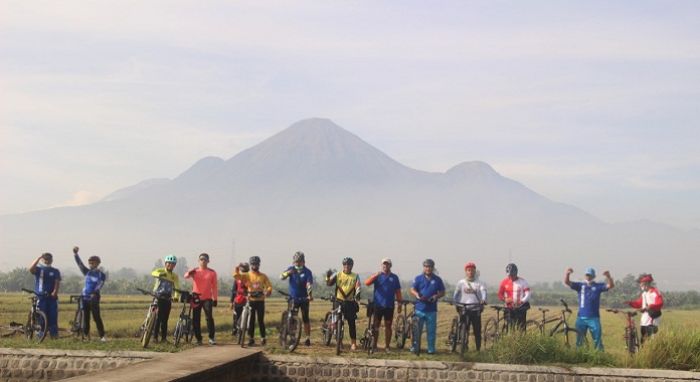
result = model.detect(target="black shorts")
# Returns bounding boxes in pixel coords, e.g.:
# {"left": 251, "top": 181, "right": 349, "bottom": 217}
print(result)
{"left": 373, "top": 306, "right": 395, "bottom": 323}
{"left": 294, "top": 301, "right": 310, "bottom": 324}
{"left": 340, "top": 300, "right": 358, "bottom": 321}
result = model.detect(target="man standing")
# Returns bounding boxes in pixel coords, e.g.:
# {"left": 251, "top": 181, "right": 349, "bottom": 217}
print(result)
{"left": 627, "top": 274, "right": 664, "bottom": 344}
{"left": 325, "top": 257, "right": 362, "bottom": 351}
{"left": 410, "top": 259, "right": 445, "bottom": 354}
{"left": 364, "top": 258, "right": 402, "bottom": 352}
{"left": 564, "top": 267, "right": 614, "bottom": 350}
{"left": 151, "top": 255, "right": 181, "bottom": 343}
{"left": 234, "top": 256, "right": 272, "bottom": 346}
{"left": 29, "top": 253, "right": 61, "bottom": 339}
{"left": 280, "top": 251, "right": 314, "bottom": 346}
{"left": 185, "top": 253, "right": 218, "bottom": 345}
{"left": 497, "top": 263, "right": 530, "bottom": 331}
{"left": 73, "top": 246, "right": 107, "bottom": 341}
{"left": 453, "top": 262, "right": 487, "bottom": 351}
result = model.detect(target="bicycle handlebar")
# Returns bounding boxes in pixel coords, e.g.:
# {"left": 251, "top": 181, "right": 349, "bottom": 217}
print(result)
{"left": 21, "top": 288, "right": 46, "bottom": 297}
{"left": 606, "top": 308, "right": 637, "bottom": 317}
{"left": 560, "top": 299, "right": 572, "bottom": 313}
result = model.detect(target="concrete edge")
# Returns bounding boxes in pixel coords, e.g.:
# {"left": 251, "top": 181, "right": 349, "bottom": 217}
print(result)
{"left": 0, "top": 347, "right": 160, "bottom": 359}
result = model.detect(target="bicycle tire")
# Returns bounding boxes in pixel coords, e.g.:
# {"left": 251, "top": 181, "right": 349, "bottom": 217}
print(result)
{"left": 141, "top": 307, "right": 157, "bottom": 348}
{"left": 412, "top": 316, "right": 422, "bottom": 356}
{"left": 72, "top": 309, "right": 85, "bottom": 340}
{"left": 288, "top": 315, "right": 302, "bottom": 352}
{"left": 482, "top": 317, "right": 497, "bottom": 349}
{"left": 394, "top": 314, "right": 407, "bottom": 349}
{"left": 448, "top": 317, "right": 458, "bottom": 353}
{"left": 525, "top": 320, "right": 542, "bottom": 335}
{"left": 27, "top": 310, "right": 47, "bottom": 343}
{"left": 626, "top": 327, "right": 638, "bottom": 354}
{"left": 278, "top": 311, "right": 288, "bottom": 346}
{"left": 238, "top": 307, "right": 249, "bottom": 347}
{"left": 322, "top": 312, "right": 333, "bottom": 346}
{"left": 335, "top": 315, "right": 344, "bottom": 355}
{"left": 185, "top": 317, "right": 193, "bottom": 344}
{"left": 232, "top": 311, "right": 239, "bottom": 337}
{"left": 459, "top": 320, "right": 469, "bottom": 357}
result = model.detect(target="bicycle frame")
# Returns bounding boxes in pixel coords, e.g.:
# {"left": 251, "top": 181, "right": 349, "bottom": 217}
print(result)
{"left": 277, "top": 290, "right": 303, "bottom": 352}
{"left": 136, "top": 288, "right": 161, "bottom": 348}
{"left": 21, "top": 288, "right": 47, "bottom": 343}
{"left": 320, "top": 295, "right": 345, "bottom": 355}
{"left": 359, "top": 300, "right": 376, "bottom": 354}
{"left": 394, "top": 300, "right": 413, "bottom": 349}
{"left": 173, "top": 289, "right": 197, "bottom": 346}
{"left": 607, "top": 308, "right": 639, "bottom": 354}
{"left": 447, "top": 302, "right": 482, "bottom": 356}
{"left": 69, "top": 295, "right": 90, "bottom": 340}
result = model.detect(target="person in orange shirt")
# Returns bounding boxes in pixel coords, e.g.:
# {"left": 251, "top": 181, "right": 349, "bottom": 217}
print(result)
{"left": 185, "top": 253, "right": 218, "bottom": 345}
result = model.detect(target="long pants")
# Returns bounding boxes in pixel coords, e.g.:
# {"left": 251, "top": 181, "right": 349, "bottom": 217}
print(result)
{"left": 248, "top": 301, "right": 266, "bottom": 338}
{"left": 155, "top": 299, "right": 171, "bottom": 341}
{"left": 576, "top": 316, "right": 603, "bottom": 350}
{"left": 38, "top": 297, "right": 59, "bottom": 337}
{"left": 193, "top": 299, "right": 215, "bottom": 341}
{"left": 508, "top": 309, "right": 527, "bottom": 331}
{"left": 464, "top": 310, "right": 482, "bottom": 351}
{"left": 83, "top": 298, "right": 105, "bottom": 338}
{"left": 414, "top": 310, "right": 437, "bottom": 353}
{"left": 640, "top": 325, "right": 658, "bottom": 344}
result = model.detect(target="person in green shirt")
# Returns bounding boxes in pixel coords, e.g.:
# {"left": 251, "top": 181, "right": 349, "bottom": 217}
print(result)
{"left": 325, "top": 257, "right": 361, "bottom": 351}
{"left": 150, "top": 254, "right": 181, "bottom": 343}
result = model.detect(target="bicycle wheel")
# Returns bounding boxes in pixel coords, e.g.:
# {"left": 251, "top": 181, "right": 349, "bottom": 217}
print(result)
{"left": 278, "top": 311, "right": 288, "bottom": 346}
{"left": 71, "top": 309, "right": 85, "bottom": 340}
{"left": 173, "top": 318, "right": 184, "bottom": 346}
{"left": 525, "top": 320, "right": 542, "bottom": 335}
{"left": 335, "top": 316, "right": 344, "bottom": 355}
{"left": 286, "top": 316, "right": 302, "bottom": 352}
{"left": 141, "top": 308, "right": 157, "bottom": 348}
{"left": 184, "top": 317, "right": 193, "bottom": 344}
{"left": 459, "top": 320, "right": 469, "bottom": 357}
{"left": 231, "top": 311, "right": 239, "bottom": 337}
{"left": 448, "top": 317, "right": 458, "bottom": 353}
{"left": 238, "top": 307, "right": 249, "bottom": 347}
{"left": 412, "top": 317, "right": 422, "bottom": 355}
{"left": 626, "top": 327, "right": 638, "bottom": 354}
{"left": 26, "top": 310, "right": 47, "bottom": 343}
{"left": 322, "top": 312, "right": 333, "bottom": 346}
{"left": 482, "top": 317, "right": 497, "bottom": 349}
{"left": 394, "top": 314, "right": 407, "bottom": 349}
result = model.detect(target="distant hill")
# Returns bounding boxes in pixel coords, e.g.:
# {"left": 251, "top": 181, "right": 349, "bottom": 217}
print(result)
{"left": 1, "top": 118, "right": 697, "bottom": 290}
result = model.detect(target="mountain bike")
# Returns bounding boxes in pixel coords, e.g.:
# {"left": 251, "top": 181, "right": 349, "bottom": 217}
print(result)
{"left": 446, "top": 302, "right": 482, "bottom": 357}
{"left": 277, "top": 290, "right": 303, "bottom": 352}
{"left": 20, "top": 288, "right": 47, "bottom": 343}
{"left": 68, "top": 295, "right": 90, "bottom": 340}
{"left": 237, "top": 292, "right": 259, "bottom": 347}
{"left": 393, "top": 300, "right": 414, "bottom": 349}
{"left": 529, "top": 299, "right": 583, "bottom": 347}
{"left": 320, "top": 295, "right": 345, "bottom": 355}
{"left": 135, "top": 287, "right": 163, "bottom": 348}
{"left": 607, "top": 308, "right": 639, "bottom": 355}
{"left": 359, "top": 300, "right": 376, "bottom": 355}
{"left": 482, "top": 305, "right": 513, "bottom": 349}
{"left": 172, "top": 289, "right": 198, "bottom": 347}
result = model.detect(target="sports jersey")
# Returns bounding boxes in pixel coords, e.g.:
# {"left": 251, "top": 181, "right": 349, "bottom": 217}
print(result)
{"left": 412, "top": 273, "right": 445, "bottom": 313}
{"left": 231, "top": 279, "right": 248, "bottom": 305}
{"left": 234, "top": 270, "right": 272, "bottom": 302}
{"left": 329, "top": 271, "right": 360, "bottom": 301}
{"left": 185, "top": 267, "right": 218, "bottom": 301}
{"left": 628, "top": 287, "right": 664, "bottom": 326}
{"left": 74, "top": 254, "right": 106, "bottom": 299}
{"left": 364, "top": 272, "right": 402, "bottom": 308}
{"left": 151, "top": 268, "right": 181, "bottom": 300}
{"left": 570, "top": 281, "right": 608, "bottom": 318}
{"left": 498, "top": 277, "right": 530, "bottom": 308}
{"left": 282, "top": 266, "right": 313, "bottom": 303}
{"left": 453, "top": 278, "right": 487, "bottom": 309}
{"left": 34, "top": 265, "right": 61, "bottom": 295}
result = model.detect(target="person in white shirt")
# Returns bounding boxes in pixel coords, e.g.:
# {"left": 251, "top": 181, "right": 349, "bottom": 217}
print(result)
{"left": 453, "top": 262, "right": 487, "bottom": 351}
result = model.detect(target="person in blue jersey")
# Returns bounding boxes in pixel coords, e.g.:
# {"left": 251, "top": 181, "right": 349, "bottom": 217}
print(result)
{"left": 364, "top": 258, "right": 402, "bottom": 352}
{"left": 73, "top": 246, "right": 107, "bottom": 341}
{"left": 409, "top": 258, "right": 445, "bottom": 354}
{"left": 564, "top": 267, "right": 614, "bottom": 350}
{"left": 28, "top": 252, "right": 62, "bottom": 339}
{"left": 280, "top": 251, "right": 314, "bottom": 346}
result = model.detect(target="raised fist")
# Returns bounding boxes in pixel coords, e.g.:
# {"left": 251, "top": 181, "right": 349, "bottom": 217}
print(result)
{"left": 73, "top": 246, "right": 79, "bottom": 254}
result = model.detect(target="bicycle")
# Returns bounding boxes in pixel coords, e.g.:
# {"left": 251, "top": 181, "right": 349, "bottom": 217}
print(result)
{"left": 276, "top": 290, "right": 304, "bottom": 352}
{"left": 359, "top": 300, "right": 376, "bottom": 355}
{"left": 135, "top": 287, "right": 164, "bottom": 348}
{"left": 446, "top": 302, "right": 482, "bottom": 357}
{"left": 393, "top": 300, "right": 415, "bottom": 349}
{"left": 481, "top": 305, "right": 513, "bottom": 349}
{"left": 68, "top": 294, "right": 90, "bottom": 341}
{"left": 528, "top": 299, "right": 583, "bottom": 347}
{"left": 320, "top": 295, "right": 345, "bottom": 355}
{"left": 172, "top": 288, "right": 198, "bottom": 347}
{"left": 607, "top": 308, "right": 639, "bottom": 355}
{"left": 237, "top": 292, "right": 259, "bottom": 347}
{"left": 20, "top": 288, "right": 48, "bottom": 343}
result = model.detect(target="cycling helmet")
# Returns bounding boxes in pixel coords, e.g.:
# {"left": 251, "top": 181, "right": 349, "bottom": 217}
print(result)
{"left": 293, "top": 251, "right": 305, "bottom": 263}
{"left": 164, "top": 254, "right": 177, "bottom": 264}
{"left": 638, "top": 274, "right": 654, "bottom": 283}
{"left": 88, "top": 256, "right": 101, "bottom": 263}
{"left": 423, "top": 258, "right": 435, "bottom": 268}
{"left": 506, "top": 263, "right": 518, "bottom": 276}
{"left": 42, "top": 252, "right": 53, "bottom": 260}
{"left": 342, "top": 257, "right": 354, "bottom": 266}
{"left": 249, "top": 256, "right": 261, "bottom": 265}
{"left": 464, "top": 262, "right": 476, "bottom": 270}
{"left": 239, "top": 262, "right": 250, "bottom": 272}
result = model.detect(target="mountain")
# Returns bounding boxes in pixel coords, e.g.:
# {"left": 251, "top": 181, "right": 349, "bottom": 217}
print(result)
{"left": 1, "top": 118, "right": 697, "bottom": 290}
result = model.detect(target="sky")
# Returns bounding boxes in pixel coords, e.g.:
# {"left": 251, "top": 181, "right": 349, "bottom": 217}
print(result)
{"left": 1, "top": 1, "right": 699, "bottom": 230}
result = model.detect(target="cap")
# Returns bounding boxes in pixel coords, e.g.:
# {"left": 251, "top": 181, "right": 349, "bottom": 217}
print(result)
{"left": 639, "top": 274, "right": 654, "bottom": 283}
{"left": 381, "top": 258, "right": 392, "bottom": 265}
{"left": 584, "top": 267, "right": 596, "bottom": 278}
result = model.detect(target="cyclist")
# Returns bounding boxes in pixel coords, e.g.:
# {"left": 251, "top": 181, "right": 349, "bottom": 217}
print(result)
{"left": 453, "top": 261, "right": 487, "bottom": 351}
{"left": 185, "top": 253, "right": 218, "bottom": 345}
{"left": 325, "top": 257, "right": 361, "bottom": 351}
{"left": 364, "top": 257, "right": 402, "bottom": 352}
{"left": 150, "top": 255, "right": 181, "bottom": 343}
{"left": 230, "top": 262, "right": 249, "bottom": 333}
{"left": 564, "top": 267, "right": 614, "bottom": 350}
{"left": 234, "top": 256, "right": 272, "bottom": 346}
{"left": 410, "top": 258, "right": 445, "bottom": 355}
{"left": 626, "top": 273, "right": 664, "bottom": 344}
{"left": 28, "top": 252, "right": 62, "bottom": 339}
{"left": 280, "top": 251, "right": 314, "bottom": 346}
{"left": 497, "top": 263, "right": 530, "bottom": 331}
{"left": 73, "top": 246, "right": 107, "bottom": 342}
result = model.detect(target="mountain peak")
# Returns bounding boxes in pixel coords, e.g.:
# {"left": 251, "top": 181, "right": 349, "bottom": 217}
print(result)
{"left": 446, "top": 161, "right": 500, "bottom": 178}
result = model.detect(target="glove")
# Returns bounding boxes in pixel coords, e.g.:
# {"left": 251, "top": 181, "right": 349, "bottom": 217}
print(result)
{"left": 213, "top": 300, "right": 218, "bottom": 307}
{"left": 326, "top": 269, "right": 333, "bottom": 278}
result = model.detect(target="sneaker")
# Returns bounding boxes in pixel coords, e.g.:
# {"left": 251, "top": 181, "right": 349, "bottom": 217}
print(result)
{"left": 304, "top": 338, "right": 311, "bottom": 346}
{"left": 261, "top": 338, "right": 267, "bottom": 346}
{"left": 350, "top": 343, "right": 357, "bottom": 351}
{"left": 427, "top": 350, "right": 436, "bottom": 355}
{"left": 247, "top": 338, "right": 255, "bottom": 346}
{"left": 100, "top": 337, "right": 107, "bottom": 343}
{"left": 208, "top": 338, "right": 216, "bottom": 345}
{"left": 196, "top": 340, "right": 203, "bottom": 346}
{"left": 384, "top": 347, "right": 391, "bottom": 353}
{"left": 409, "top": 346, "right": 416, "bottom": 353}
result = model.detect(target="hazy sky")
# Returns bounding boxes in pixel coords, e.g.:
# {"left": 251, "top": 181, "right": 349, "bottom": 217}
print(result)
{"left": 1, "top": 1, "right": 699, "bottom": 230}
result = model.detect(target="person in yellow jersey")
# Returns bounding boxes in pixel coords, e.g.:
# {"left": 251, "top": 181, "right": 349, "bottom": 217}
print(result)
{"left": 234, "top": 256, "right": 272, "bottom": 346}
{"left": 151, "top": 255, "right": 181, "bottom": 343}
{"left": 325, "top": 257, "right": 361, "bottom": 351}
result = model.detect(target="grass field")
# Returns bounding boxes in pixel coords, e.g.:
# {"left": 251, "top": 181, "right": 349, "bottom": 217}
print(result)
{"left": 1, "top": 292, "right": 698, "bottom": 368}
